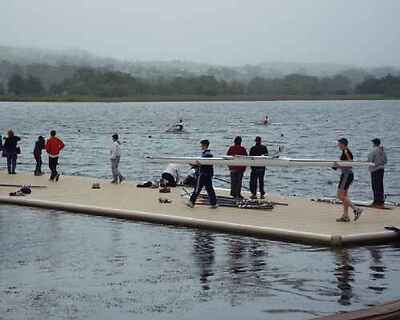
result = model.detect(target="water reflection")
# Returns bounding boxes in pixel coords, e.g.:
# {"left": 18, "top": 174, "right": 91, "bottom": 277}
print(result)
{"left": 334, "top": 249, "right": 355, "bottom": 306}
{"left": 193, "top": 231, "right": 215, "bottom": 292}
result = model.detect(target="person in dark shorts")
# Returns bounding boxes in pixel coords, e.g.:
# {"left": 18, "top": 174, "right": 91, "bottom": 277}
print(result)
{"left": 187, "top": 140, "right": 217, "bottom": 208}
{"left": 33, "top": 136, "right": 46, "bottom": 176}
{"left": 335, "top": 138, "right": 362, "bottom": 222}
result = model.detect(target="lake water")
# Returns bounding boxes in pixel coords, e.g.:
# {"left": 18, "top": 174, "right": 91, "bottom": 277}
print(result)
{"left": 0, "top": 100, "right": 400, "bottom": 319}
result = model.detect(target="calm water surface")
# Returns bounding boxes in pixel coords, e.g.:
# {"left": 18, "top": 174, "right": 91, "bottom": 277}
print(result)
{"left": 0, "top": 101, "right": 399, "bottom": 319}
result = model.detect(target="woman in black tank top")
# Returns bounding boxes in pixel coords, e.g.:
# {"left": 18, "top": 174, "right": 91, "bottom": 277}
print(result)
{"left": 336, "top": 138, "right": 363, "bottom": 222}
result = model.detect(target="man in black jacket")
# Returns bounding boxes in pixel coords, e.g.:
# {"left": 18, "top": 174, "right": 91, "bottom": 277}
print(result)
{"left": 187, "top": 140, "right": 217, "bottom": 208}
{"left": 249, "top": 136, "right": 268, "bottom": 199}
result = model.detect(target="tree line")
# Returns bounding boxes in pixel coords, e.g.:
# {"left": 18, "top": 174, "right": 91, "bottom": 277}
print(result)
{"left": 1, "top": 68, "right": 400, "bottom": 98}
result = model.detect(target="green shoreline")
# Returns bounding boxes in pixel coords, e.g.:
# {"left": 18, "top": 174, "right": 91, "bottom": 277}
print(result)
{"left": 0, "top": 94, "right": 397, "bottom": 103}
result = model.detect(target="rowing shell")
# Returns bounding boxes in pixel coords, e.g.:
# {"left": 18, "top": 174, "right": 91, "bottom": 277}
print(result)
{"left": 147, "top": 156, "right": 373, "bottom": 168}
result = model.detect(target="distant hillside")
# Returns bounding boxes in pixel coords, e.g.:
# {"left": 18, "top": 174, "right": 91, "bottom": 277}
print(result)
{"left": 1, "top": 45, "right": 399, "bottom": 85}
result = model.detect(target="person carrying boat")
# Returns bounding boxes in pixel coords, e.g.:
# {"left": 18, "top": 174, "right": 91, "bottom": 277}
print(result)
{"left": 3, "top": 130, "right": 21, "bottom": 175}
{"left": 33, "top": 136, "right": 45, "bottom": 176}
{"left": 334, "top": 138, "right": 362, "bottom": 222}
{"left": 368, "top": 138, "right": 387, "bottom": 208}
{"left": 161, "top": 163, "right": 180, "bottom": 187}
{"left": 45, "top": 130, "right": 65, "bottom": 182}
{"left": 227, "top": 136, "right": 247, "bottom": 199}
{"left": 249, "top": 136, "right": 268, "bottom": 199}
{"left": 110, "top": 133, "right": 125, "bottom": 184}
{"left": 187, "top": 139, "right": 217, "bottom": 208}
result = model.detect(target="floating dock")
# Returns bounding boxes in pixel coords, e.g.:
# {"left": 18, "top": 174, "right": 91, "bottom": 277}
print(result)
{"left": 0, "top": 172, "right": 399, "bottom": 247}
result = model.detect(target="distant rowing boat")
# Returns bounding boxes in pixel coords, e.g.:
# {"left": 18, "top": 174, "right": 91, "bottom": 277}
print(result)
{"left": 147, "top": 155, "right": 373, "bottom": 168}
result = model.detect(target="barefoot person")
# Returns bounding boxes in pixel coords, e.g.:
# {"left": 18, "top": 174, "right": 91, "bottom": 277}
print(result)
{"left": 110, "top": 133, "right": 125, "bottom": 184}
{"left": 45, "top": 130, "right": 65, "bottom": 181}
{"left": 335, "top": 138, "right": 362, "bottom": 222}
{"left": 187, "top": 139, "right": 217, "bottom": 208}
{"left": 368, "top": 138, "right": 387, "bottom": 208}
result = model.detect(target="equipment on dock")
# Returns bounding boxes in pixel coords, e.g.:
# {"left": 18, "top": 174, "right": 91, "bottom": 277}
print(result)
{"left": 311, "top": 197, "right": 399, "bottom": 209}
{"left": 0, "top": 183, "right": 47, "bottom": 188}
{"left": 147, "top": 155, "right": 373, "bottom": 168}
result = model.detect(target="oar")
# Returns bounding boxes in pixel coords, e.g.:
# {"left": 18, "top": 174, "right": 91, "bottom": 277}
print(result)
{"left": 0, "top": 183, "right": 47, "bottom": 188}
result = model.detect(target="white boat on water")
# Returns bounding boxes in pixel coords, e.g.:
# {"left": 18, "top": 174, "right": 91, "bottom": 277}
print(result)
{"left": 147, "top": 155, "right": 373, "bottom": 168}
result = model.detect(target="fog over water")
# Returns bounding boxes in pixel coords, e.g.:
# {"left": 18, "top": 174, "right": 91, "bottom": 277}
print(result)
{"left": 1, "top": 0, "right": 399, "bottom": 66}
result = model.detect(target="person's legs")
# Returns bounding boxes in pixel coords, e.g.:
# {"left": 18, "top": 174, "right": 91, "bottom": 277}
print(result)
{"left": 49, "top": 157, "right": 58, "bottom": 180}
{"left": 115, "top": 156, "right": 124, "bottom": 182}
{"left": 204, "top": 175, "right": 217, "bottom": 206}
{"left": 376, "top": 169, "right": 385, "bottom": 205}
{"left": 34, "top": 155, "right": 41, "bottom": 175}
{"left": 237, "top": 172, "right": 244, "bottom": 198}
{"left": 371, "top": 170, "right": 379, "bottom": 204}
{"left": 258, "top": 169, "right": 266, "bottom": 196}
{"left": 190, "top": 174, "right": 205, "bottom": 205}
{"left": 6, "top": 155, "right": 12, "bottom": 174}
{"left": 249, "top": 169, "right": 257, "bottom": 197}
{"left": 10, "top": 154, "right": 17, "bottom": 174}
{"left": 111, "top": 159, "right": 118, "bottom": 182}
{"left": 230, "top": 171, "right": 237, "bottom": 197}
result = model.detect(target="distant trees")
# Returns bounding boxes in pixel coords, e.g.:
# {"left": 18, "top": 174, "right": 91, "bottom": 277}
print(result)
{"left": 2, "top": 67, "right": 400, "bottom": 98}
{"left": 8, "top": 74, "right": 45, "bottom": 96}
{"left": 356, "top": 74, "right": 400, "bottom": 97}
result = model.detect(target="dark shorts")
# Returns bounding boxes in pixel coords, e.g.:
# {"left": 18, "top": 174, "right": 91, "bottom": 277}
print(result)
{"left": 338, "top": 172, "right": 354, "bottom": 192}
{"left": 162, "top": 172, "right": 176, "bottom": 187}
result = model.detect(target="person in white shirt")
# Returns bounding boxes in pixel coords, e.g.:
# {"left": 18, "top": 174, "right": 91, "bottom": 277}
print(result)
{"left": 110, "top": 133, "right": 125, "bottom": 184}
{"left": 161, "top": 163, "right": 180, "bottom": 187}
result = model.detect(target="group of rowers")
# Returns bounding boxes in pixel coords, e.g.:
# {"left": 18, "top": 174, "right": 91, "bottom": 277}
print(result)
{"left": 160, "top": 135, "right": 388, "bottom": 223}
{"left": 1, "top": 127, "right": 388, "bottom": 223}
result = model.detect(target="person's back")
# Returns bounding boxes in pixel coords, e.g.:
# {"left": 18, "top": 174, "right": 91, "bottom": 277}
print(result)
{"left": 46, "top": 136, "right": 65, "bottom": 157}
{"left": 368, "top": 145, "right": 387, "bottom": 172}
{"left": 227, "top": 136, "right": 247, "bottom": 172}
{"left": 4, "top": 134, "right": 20, "bottom": 154}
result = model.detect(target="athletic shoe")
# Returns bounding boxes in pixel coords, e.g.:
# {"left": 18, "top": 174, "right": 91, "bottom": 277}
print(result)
{"left": 186, "top": 201, "right": 195, "bottom": 208}
{"left": 119, "top": 176, "right": 125, "bottom": 183}
{"left": 210, "top": 204, "right": 218, "bottom": 209}
{"left": 353, "top": 208, "right": 363, "bottom": 221}
{"left": 55, "top": 174, "right": 60, "bottom": 182}
{"left": 111, "top": 180, "right": 118, "bottom": 184}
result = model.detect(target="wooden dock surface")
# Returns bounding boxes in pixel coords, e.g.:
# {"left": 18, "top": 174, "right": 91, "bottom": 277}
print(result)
{"left": 1, "top": 172, "right": 399, "bottom": 246}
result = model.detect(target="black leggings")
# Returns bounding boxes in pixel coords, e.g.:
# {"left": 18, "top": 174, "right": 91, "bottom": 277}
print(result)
{"left": 49, "top": 157, "right": 59, "bottom": 180}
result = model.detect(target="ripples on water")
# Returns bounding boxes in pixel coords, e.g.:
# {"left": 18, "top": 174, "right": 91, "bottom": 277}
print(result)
{"left": 0, "top": 101, "right": 400, "bottom": 319}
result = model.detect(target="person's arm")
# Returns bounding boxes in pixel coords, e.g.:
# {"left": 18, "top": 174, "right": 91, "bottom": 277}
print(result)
{"left": 45, "top": 140, "right": 50, "bottom": 154}
{"left": 227, "top": 146, "right": 232, "bottom": 156}
{"left": 383, "top": 150, "right": 388, "bottom": 165}
{"left": 16, "top": 136, "right": 21, "bottom": 142}
{"left": 59, "top": 139, "right": 65, "bottom": 150}
{"left": 263, "top": 146, "right": 269, "bottom": 156}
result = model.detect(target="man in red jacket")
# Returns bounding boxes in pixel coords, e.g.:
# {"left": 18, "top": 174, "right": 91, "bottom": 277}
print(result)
{"left": 227, "top": 136, "right": 247, "bottom": 199}
{"left": 45, "top": 130, "right": 65, "bottom": 181}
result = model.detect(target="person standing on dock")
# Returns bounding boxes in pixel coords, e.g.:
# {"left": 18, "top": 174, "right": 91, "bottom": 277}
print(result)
{"left": 249, "top": 136, "right": 269, "bottom": 199}
{"left": 33, "top": 136, "right": 45, "bottom": 176}
{"left": 368, "top": 138, "right": 387, "bottom": 208}
{"left": 110, "top": 133, "right": 125, "bottom": 184}
{"left": 187, "top": 139, "right": 217, "bottom": 208}
{"left": 3, "top": 130, "right": 21, "bottom": 174}
{"left": 334, "top": 138, "right": 363, "bottom": 222}
{"left": 46, "top": 130, "right": 65, "bottom": 182}
{"left": 227, "top": 136, "right": 247, "bottom": 199}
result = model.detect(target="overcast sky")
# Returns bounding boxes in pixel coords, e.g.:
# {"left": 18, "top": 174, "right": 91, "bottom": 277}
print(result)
{"left": 1, "top": 0, "right": 399, "bottom": 66}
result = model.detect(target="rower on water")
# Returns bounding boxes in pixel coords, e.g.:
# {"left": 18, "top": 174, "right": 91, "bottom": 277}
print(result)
{"left": 187, "top": 139, "right": 217, "bottom": 209}
{"left": 175, "top": 119, "right": 184, "bottom": 132}
{"left": 334, "top": 138, "right": 362, "bottom": 222}
{"left": 263, "top": 115, "right": 269, "bottom": 125}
